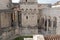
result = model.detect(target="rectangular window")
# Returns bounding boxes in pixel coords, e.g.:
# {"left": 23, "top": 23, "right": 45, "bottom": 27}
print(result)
{"left": 18, "top": 11, "right": 22, "bottom": 27}
{"left": 11, "top": 13, "right": 15, "bottom": 27}
{"left": 26, "top": 0, "right": 27, "bottom": 2}
{"left": 26, "top": 16, "right": 28, "bottom": 19}
{"left": 37, "top": 19, "right": 39, "bottom": 24}
{"left": 48, "top": 19, "right": 51, "bottom": 27}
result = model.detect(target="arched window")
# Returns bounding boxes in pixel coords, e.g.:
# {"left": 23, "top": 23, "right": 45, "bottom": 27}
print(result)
{"left": 40, "top": 16, "right": 44, "bottom": 27}
{"left": 38, "top": 16, "right": 44, "bottom": 30}
{"left": 37, "top": 19, "right": 39, "bottom": 24}
{"left": 26, "top": 16, "right": 28, "bottom": 19}
{"left": 45, "top": 19, "right": 47, "bottom": 27}
{"left": 30, "top": 9, "right": 31, "bottom": 10}
{"left": 26, "top": 9, "right": 28, "bottom": 10}
{"left": 34, "top": 9, "right": 36, "bottom": 10}
{"left": 53, "top": 17, "right": 57, "bottom": 28}
{"left": 21, "top": 8, "right": 24, "bottom": 10}
{"left": 48, "top": 16, "right": 51, "bottom": 27}
{"left": 26, "top": 0, "right": 27, "bottom": 2}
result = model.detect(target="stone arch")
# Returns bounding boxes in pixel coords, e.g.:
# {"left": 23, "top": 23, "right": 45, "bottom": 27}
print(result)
{"left": 39, "top": 16, "right": 45, "bottom": 30}
{"left": 44, "top": 16, "right": 51, "bottom": 31}
{"left": 48, "top": 16, "right": 51, "bottom": 27}
{"left": 44, "top": 16, "right": 47, "bottom": 31}
{"left": 38, "top": 16, "right": 45, "bottom": 33}
{"left": 53, "top": 17, "right": 57, "bottom": 28}
{"left": 26, "top": 0, "right": 27, "bottom": 2}
{"left": 21, "top": 8, "right": 24, "bottom": 11}
{"left": 34, "top": 9, "right": 36, "bottom": 11}
{"left": 40, "top": 16, "right": 44, "bottom": 26}
{"left": 52, "top": 17, "right": 57, "bottom": 34}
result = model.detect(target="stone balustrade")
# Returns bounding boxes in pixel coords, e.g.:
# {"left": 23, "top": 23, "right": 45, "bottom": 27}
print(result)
{"left": 24, "top": 35, "right": 60, "bottom": 40}
{"left": 44, "top": 35, "right": 60, "bottom": 40}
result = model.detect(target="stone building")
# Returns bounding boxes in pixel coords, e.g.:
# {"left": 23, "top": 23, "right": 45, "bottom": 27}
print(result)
{"left": 0, "top": 0, "right": 60, "bottom": 39}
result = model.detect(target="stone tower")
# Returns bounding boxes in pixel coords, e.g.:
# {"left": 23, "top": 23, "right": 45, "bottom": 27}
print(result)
{"left": 20, "top": 0, "right": 38, "bottom": 27}
{"left": 0, "top": 0, "right": 11, "bottom": 9}
{"left": 19, "top": 0, "right": 38, "bottom": 35}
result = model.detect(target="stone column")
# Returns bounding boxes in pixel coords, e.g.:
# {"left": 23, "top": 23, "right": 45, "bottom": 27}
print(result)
{"left": 13, "top": 12, "right": 15, "bottom": 25}
{"left": 14, "top": 10, "right": 18, "bottom": 27}
{"left": 2, "top": 32, "right": 7, "bottom": 40}
{"left": 0, "top": 13, "right": 1, "bottom": 28}
{"left": 44, "top": 16, "right": 45, "bottom": 30}
{"left": 51, "top": 17, "right": 53, "bottom": 28}
{"left": 14, "top": 10, "right": 20, "bottom": 35}
{"left": 47, "top": 16, "right": 48, "bottom": 33}
{"left": 11, "top": 12, "right": 15, "bottom": 35}
{"left": 56, "top": 17, "right": 59, "bottom": 34}
{"left": 51, "top": 17, "right": 53, "bottom": 33}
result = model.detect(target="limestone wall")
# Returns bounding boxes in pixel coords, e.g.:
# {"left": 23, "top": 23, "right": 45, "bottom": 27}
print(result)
{"left": 20, "top": 27, "right": 38, "bottom": 36}
{"left": 1, "top": 12, "right": 11, "bottom": 28}
{"left": 22, "top": 11, "right": 38, "bottom": 27}
{"left": 0, "top": 0, "right": 10, "bottom": 9}
{"left": 20, "top": 0, "right": 37, "bottom": 3}
{"left": 20, "top": 0, "right": 26, "bottom": 2}
{"left": 20, "top": 4, "right": 38, "bottom": 9}
{"left": 20, "top": 4, "right": 38, "bottom": 27}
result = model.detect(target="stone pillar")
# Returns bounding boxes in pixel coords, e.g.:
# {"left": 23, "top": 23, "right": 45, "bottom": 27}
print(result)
{"left": 56, "top": 17, "right": 60, "bottom": 34}
{"left": 14, "top": 10, "right": 20, "bottom": 35}
{"left": 0, "top": 13, "right": 1, "bottom": 28}
{"left": 15, "top": 10, "right": 18, "bottom": 27}
{"left": 51, "top": 17, "right": 53, "bottom": 33}
{"left": 47, "top": 16, "right": 48, "bottom": 33}
{"left": 44, "top": 16, "right": 45, "bottom": 30}
{"left": 2, "top": 32, "right": 7, "bottom": 40}
{"left": 51, "top": 17, "right": 53, "bottom": 29}
{"left": 11, "top": 12, "right": 15, "bottom": 35}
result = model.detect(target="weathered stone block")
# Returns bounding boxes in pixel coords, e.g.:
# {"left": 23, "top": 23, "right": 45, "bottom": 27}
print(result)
{"left": 33, "top": 35, "right": 45, "bottom": 40}
{"left": 24, "top": 38, "right": 33, "bottom": 40}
